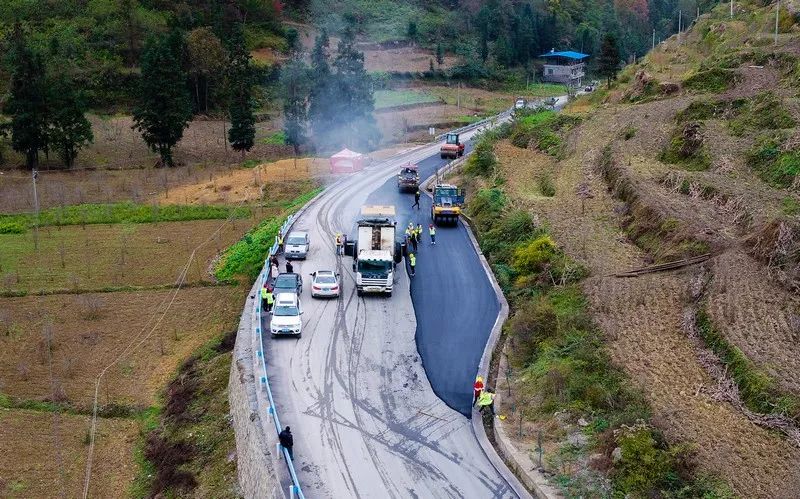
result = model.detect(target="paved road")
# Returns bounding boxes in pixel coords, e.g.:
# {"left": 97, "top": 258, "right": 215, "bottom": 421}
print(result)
{"left": 262, "top": 130, "right": 514, "bottom": 498}
{"left": 365, "top": 148, "right": 500, "bottom": 416}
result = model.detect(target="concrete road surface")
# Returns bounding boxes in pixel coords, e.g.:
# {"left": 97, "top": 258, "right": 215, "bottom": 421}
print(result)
{"left": 262, "top": 130, "right": 515, "bottom": 498}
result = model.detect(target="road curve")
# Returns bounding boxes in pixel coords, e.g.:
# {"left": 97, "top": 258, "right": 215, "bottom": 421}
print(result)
{"left": 262, "top": 131, "right": 515, "bottom": 498}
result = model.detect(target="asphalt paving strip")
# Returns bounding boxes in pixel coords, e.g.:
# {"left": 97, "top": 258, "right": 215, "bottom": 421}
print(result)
{"left": 365, "top": 143, "right": 501, "bottom": 417}
{"left": 260, "top": 136, "right": 515, "bottom": 498}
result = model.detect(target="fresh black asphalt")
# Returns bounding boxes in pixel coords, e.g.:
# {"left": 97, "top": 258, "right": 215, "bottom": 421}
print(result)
{"left": 366, "top": 141, "right": 500, "bottom": 417}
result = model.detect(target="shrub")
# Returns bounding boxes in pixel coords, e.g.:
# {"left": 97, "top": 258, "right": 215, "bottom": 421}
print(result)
{"left": 683, "top": 67, "right": 738, "bottom": 93}
{"left": 782, "top": 197, "right": 800, "bottom": 216}
{"left": 468, "top": 188, "right": 507, "bottom": 232}
{"left": 511, "top": 235, "right": 558, "bottom": 274}
{"left": 464, "top": 134, "right": 497, "bottom": 177}
{"left": 746, "top": 134, "right": 800, "bottom": 188}
{"left": 508, "top": 111, "right": 580, "bottom": 156}
{"left": 676, "top": 99, "right": 745, "bottom": 123}
{"left": 622, "top": 125, "right": 637, "bottom": 140}
{"left": 214, "top": 188, "right": 319, "bottom": 281}
{"left": 0, "top": 220, "right": 26, "bottom": 234}
{"left": 660, "top": 122, "right": 711, "bottom": 171}
{"left": 696, "top": 310, "right": 800, "bottom": 421}
{"left": 481, "top": 209, "right": 541, "bottom": 263}
{"left": 507, "top": 296, "right": 559, "bottom": 367}
{"left": 537, "top": 174, "right": 556, "bottom": 197}
{"left": 729, "top": 92, "right": 795, "bottom": 136}
{"left": 613, "top": 425, "right": 674, "bottom": 497}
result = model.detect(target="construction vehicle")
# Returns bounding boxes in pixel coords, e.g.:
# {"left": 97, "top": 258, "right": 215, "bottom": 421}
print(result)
{"left": 431, "top": 184, "right": 464, "bottom": 225}
{"left": 344, "top": 205, "right": 404, "bottom": 296}
{"left": 397, "top": 163, "right": 419, "bottom": 192}
{"left": 439, "top": 133, "right": 465, "bottom": 159}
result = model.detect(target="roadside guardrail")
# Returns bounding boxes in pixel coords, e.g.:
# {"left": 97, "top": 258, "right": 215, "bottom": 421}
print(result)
{"left": 251, "top": 213, "right": 305, "bottom": 499}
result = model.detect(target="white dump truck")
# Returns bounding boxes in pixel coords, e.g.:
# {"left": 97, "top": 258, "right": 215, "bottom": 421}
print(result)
{"left": 344, "top": 205, "right": 404, "bottom": 296}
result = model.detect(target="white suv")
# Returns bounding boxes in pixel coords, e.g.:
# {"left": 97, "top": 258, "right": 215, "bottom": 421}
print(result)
{"left": 270, "top": 293, "right": 303, "bottom": 337}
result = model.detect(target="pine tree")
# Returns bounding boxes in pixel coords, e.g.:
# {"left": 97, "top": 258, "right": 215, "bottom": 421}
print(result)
{"left": 598, "top": 34, "right": 621, "bottom": 88}
{"left": 494, "top": 35, "right": 513, "bottom": 67}
{"left": 5, "top": 24, "right": 49, "bottom": 169}
{"left": 308, "top": 29, "right": 334, "bottom": 149}
{"left": 479, "top": 30, "right": 489, "bottom": 64}
{"left": 281, "top": 54, "right": 310, "bottom": 156}
{"left": 132, "top": 30, "right": 193, "bottom": 167}
{"left": 407, "top": 21, "right": 418, "bottom": 42}
{"left": 436, "top": 43, "right": 444, "bottom": 66}
{"left": 227, "top": 26, "right": 256, "bottom": 158}
{"left": 329, "top": 28, "right": 380, "bottom": 151}
{"left": 48, "top": 75, "right": 93, "bottom": 168}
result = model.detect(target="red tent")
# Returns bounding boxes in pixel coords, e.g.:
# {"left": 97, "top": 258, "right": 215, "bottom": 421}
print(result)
{"left": 329, "top": 149, "right": 365, "bottom": 174}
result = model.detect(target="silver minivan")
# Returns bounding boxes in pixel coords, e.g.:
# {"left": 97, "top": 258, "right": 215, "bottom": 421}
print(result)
{"left": 285, "top": 231, "right": 310, "bottom": 260}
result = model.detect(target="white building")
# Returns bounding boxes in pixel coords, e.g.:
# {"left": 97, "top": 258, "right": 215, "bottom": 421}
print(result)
{"left": 540, "top": 50, "right": 589, "bottom": 87}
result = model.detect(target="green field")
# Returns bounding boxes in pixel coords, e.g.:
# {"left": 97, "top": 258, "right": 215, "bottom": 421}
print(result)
{"left": 0, "top": 202, "right": 250, "bottom": 234}
{"left": 373, "top": 89, "right": 439, "bottom": 109}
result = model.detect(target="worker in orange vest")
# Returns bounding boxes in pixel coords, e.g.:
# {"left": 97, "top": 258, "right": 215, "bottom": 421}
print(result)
{"left": 473, "top": 375, "right": 484, "bottom": 407}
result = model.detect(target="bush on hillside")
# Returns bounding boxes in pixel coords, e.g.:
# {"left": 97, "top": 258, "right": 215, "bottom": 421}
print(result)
{"left": 682, "top": 67, "right": 739, "bottom": 93}
{"left": 729, "top": 92, "right": 795, "bottom": 136}
{"left": 468, "top": 188, "right": 507, "bottom": 232}
{"left": 511, "top": 235, "right": 558, "bottom": 274}
{"left": 746, "top": 134, "right": 800, "bottom": 188}
{"left": 660, "top": 122, "right": 711, "bottom": 171}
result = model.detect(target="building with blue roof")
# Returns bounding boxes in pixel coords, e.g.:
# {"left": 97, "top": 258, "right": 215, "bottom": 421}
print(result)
{"left": 539, "top": 49, "right": 589, "bottom": 87}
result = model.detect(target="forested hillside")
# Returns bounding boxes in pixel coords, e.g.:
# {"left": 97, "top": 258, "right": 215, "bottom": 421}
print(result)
{"left": 293, "top": 0, "right": 715, "bottom": 72}
{"left": 0, "top": 0, "right": 285, "bottom": 111}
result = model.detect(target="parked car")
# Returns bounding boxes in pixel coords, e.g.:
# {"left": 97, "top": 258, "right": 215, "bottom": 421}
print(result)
{"left": 310, "top": 270, "right": 340, "bottom": 298}
{"left": 273, "top": 272, "right": 302, "bottom": 296}
{"left": 285, "top": 231, "right": 310, "bottom": 259}
{"left": 270, "top": 293, "right": 303, "bottom": 337}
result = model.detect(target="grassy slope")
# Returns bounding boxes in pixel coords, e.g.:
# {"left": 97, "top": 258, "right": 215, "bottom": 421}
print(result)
{"left": 475, "top": 2, "right": 800, "bottom": 496}
{"left": 460, "top": 126, "right": 732, "bottom": 498}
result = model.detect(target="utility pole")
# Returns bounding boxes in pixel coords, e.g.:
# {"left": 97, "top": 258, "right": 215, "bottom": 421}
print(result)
{"left": 730, "top": 0, "right": 734, "bottom": 18}
{"left": 456, "top": 83, "right": 460, "bottom": 110}
{"left": 678, "top": 10, "right": 682, "bottom": 44}
{"left": 32, "top": 169, "right": 40, "bottom": 251}
{"left": 652, "top": 29, "right": 656, "bottom": 50}
{"left": 775, "top": 0, "right": 780, "bottom": 45}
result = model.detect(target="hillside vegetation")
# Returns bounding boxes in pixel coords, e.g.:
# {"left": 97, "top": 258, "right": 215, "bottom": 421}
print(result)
{"left": 463, "top": 0, "right": 800, "bottom": 497}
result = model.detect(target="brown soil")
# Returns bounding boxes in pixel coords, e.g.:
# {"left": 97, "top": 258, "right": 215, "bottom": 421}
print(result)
{"left": 287, "top": 22, "right": 461, "bottom": 73}
{"left": 0, "top": 219, "right": 260, "bottom": 292}
{"left": 706, "top": 250, "right": 800, "bottom": 394}
{"left": 0, "top": 285, "right": 243, "bottom": 407}
{"left": 0, "top": 408, "right": 137, "bottom": 498}
{"left": 155, "top": 157, "right": 328, "bottom": 205}
{"left": 363, "top": 45, "right": 460, "bottom": 72}
{"left": 377, "top": 104, "right": 480, "bottom": 143}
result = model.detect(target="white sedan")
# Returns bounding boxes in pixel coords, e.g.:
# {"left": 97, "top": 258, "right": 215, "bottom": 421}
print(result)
{"left": 310, "top": 270, "right": 340, "bottom": 298}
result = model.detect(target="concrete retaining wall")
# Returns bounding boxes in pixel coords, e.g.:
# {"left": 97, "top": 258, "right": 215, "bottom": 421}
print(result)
{"left": 229, "top": 282, "right": 282, "bottom": 499}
